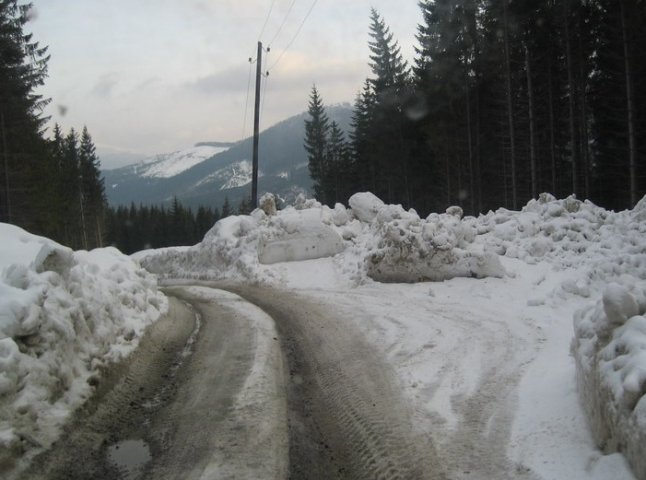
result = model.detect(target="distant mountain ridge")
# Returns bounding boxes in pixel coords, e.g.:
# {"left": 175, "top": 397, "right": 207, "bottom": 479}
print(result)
{"left": 194, "top": 141, "right": 237, "bottom": 148}
{"left": 102, "top": 104, "right": 353, "bottom": 210}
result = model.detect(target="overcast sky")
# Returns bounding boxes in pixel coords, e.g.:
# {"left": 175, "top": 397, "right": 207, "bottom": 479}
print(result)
{"left": 29, "top": 0, "right": 422, "bottom": 167}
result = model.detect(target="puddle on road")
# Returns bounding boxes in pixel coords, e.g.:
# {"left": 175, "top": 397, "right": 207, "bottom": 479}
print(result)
{"left": 107, "top": 439, "right": 151, "bottom": 479}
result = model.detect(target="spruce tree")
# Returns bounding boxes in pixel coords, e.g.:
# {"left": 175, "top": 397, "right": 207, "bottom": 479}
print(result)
{"left": 350, "top": 80, "right": 377, "bottom": 193}
{"left": 324, "top": 121, "right": 350, "bottom": 206}
{"left": 221, "top": 196, "right": 232, "bottom": 218}
{"left": 79, "top": 126, "right": 106, "bottom": 248}
{"left": 304, "top": 85, "right": 330, "bottom": 202}
{"left": 0, "top": 0, "right": 52, "bottom": 231}
{"left": 366, "top": 9, "right": 413, "bottom": 205}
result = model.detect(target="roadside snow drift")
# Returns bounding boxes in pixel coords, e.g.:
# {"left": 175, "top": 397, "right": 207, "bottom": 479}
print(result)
{"left": 573, "top": 281, "right": 646, "bottom": 480}
{"left": 0, "top": 224, "right": 167, "bottom": 472}
{"left": 141, "top": 192, "right": 505, "bottom": 284}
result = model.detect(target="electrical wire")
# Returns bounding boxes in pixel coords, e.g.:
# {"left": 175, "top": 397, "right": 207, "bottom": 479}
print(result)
{"left": 268, "top": 0, "right": 298, "bottom": 47}
{"left": 257, "top": 0, "right": 277, "bottom": 42}
{"left": 268, "top": 0, "right": 318, "bottom": 71}
{"left": 241, "top": 58, "right": 254, "bottom": 140}
{"left": 259, "top": 48, "right": 271, "bottom": 128}
{"left": 259, "top": 72, "right": 270, "bottom": 129}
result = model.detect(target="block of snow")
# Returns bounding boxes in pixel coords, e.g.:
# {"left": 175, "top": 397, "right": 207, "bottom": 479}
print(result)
{"left": 572, "top": 280, "right": 646, "bottom": 480}
{"left": 349, "top": 192, "right": 384, "bottom": 223}
{"left": 258, "top": 225, "right": 344, "bottom": 264}
{"left": 258, "top": 192, "right": 277, "bottom": 216}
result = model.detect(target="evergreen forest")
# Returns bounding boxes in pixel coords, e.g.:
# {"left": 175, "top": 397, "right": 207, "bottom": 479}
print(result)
{"left": 3, "top": 0, "right": 646, "bottom": 255}
{"left": 0, "top": 1, "right": 230, "bottom": 253}
{"left": 305, "top": 2, "right": 646, "bottom": 216}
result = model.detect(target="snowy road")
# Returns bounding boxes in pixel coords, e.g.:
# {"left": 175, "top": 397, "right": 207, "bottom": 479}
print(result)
{"left": 19, "top": 286, "right": 288, "bottom": 480}
{"left": 227, "top": 285, "right": 442, "bottom": 480}
{"left": 17, "top": 279, "right": 637, "bottom": 479}
{"left": 19, "top": 284, "right": 442, "bottom": 479}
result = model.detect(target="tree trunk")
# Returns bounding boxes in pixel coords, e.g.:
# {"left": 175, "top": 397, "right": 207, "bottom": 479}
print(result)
{"left": 525, "top": 44, "right": 537, "bottom": 199}
{"left": 547, "top": 56, "right": 557, "bottom": 195}
{"left": 620, "top": 0, "right": 637, "bottom": 207}
{"left": 564, "top": 0, "right": 579, "bottom": 196}
{"left": 1, "top": 111, "right": 11, "bottom": 223}
{"left": 464, "top": 66, "right": 475, "bottom": 214}
{"left": 577, "top": 13, "right": 590, "bottom": 199}
{"left": 503, "top": 0, "right": 517, "bottom": 209}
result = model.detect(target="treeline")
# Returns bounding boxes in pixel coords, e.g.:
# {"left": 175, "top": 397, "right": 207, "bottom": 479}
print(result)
{"left": 306, "top": 2, "right": 646, "bottom": 215}
{"left": 0, "top": 2, "right": 231, "bottom": 252}
{"left": 104, "top": 199, "right": 226, "bottom": 255}
{"left": 1, "top": 2, "right": 107, "bottom": 248}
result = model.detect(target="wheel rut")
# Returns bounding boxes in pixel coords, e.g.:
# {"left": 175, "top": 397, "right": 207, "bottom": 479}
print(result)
{"left": 227, "top": 285, "right": 445, "bottom": 480}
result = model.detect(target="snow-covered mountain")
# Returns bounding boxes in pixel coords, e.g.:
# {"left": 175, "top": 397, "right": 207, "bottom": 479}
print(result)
{"left": 135, "top": 144, "right": 232, "bottom": 179}
{"left": 102, "top": 105, "right": 352, "bottom": 209}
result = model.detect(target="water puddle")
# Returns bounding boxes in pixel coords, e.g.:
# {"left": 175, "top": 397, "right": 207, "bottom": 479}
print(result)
{"left": 107, "top": 439, "right": 151, "bottom": 479}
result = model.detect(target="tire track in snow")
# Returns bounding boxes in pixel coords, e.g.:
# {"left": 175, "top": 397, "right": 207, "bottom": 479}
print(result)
{"left": 228, "top": 285, "right": 445, "bottom": 480}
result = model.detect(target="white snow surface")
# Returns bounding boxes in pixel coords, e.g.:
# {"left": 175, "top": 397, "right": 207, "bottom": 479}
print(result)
{"left": 192, "top": 159, "right": 256, "bottom": 191}
{"left": 137, "top": 145, "right": 227, "bottom": 178}
{"left": 141, "top": 192, "right": 505, "bottom": 284}
{"left": 0, "top": 224, "right": 167, "bottom": 470}
{"left": 141, "top": 192, "right": 646, "bottom": 480}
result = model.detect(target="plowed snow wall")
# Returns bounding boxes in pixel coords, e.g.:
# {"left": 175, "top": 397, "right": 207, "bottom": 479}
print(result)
{"left": 572, "top": 283, "right": 646, "bottom": 480}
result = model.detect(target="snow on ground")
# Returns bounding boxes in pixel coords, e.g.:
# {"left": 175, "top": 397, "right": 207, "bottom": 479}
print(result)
{"left": 143, "top": 191, "right": 646, "bottom": 479}
{"left": 0, "top": 223, "right": 167, "bottom": 475}
{"left": 141, "top": 192, "right": 505, "bottom": 285}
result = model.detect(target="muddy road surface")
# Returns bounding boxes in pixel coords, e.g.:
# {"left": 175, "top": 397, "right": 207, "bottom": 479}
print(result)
{"left": 20, "top": 284, "right": 442, "bottom": 480}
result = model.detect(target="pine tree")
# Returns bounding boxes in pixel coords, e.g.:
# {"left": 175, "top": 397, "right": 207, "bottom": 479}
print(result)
{"left": 0, "top": 0, "right": 51, "bottom": 231}
{"left": 221, "top": 196, "right": 232, "bottom": 218}
{"left": 366, "top": 8, "right": 413, "bottom": 205}
{"left": 349, "top": 80, "right": 377, "bottom": 193}
{"left": 79, "top": 126, "right": 106, "bottom": 248}
{"left": 304, "top": 85, "right": 330, "bottom": 202}
{"left": 59, "top": 129, "right": 82, "bottom": 247}
{"left": 324, "top": 121, "right": 350, "bottom": 205}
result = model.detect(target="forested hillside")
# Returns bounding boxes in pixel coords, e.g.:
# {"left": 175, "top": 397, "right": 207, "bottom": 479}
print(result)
{"left": 307, "top": 2, "right": 646, "bottom": 215}
{"left": 0, "top": 1, "right": 107, "bottom": 248}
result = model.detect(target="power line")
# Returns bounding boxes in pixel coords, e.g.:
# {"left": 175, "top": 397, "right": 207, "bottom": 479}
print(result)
{"left": 268, "top": 0, "right": 298, "bottom": 47}
{"left": 240, "top": 57, "right": 254, "bottom": 140}
{"left": 260, "top": 71, "right": 270, "bottom": 129}
{"left": 268, "top": 0, "right": 318, "bottom": 71}
{"left": 257, "top": 0, "right": 277, "bottom": 42}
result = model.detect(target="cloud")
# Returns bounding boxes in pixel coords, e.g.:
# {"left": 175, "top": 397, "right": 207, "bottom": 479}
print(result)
{"left": 189, "top": 64, "right": 252, "bottom": 94}
{"left": 91, "top": 73, "right": 119, "bottom": 98}
{"left": 264, "top": 51, "right": 367, "bottom": 92}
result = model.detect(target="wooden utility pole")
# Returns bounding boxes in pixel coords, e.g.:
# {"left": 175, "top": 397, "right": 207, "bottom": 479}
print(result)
{"left": 251, "top": 41, "right": 262, "bottom": 209}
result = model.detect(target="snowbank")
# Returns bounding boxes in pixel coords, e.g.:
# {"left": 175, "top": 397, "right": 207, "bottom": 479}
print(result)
{"left": 365, "top": 201, "right": 504, "bottom": 282}
{"left": 0, "top": 224, "right": 167, "bottom": 472}
{"left": 479, "top": 193, "right": 646, "bottom": 297}
{"left": 141, "top": 192, "right": 504, "bottom": 285}
{"left": 572, "top": 281, "right": 646, "bottom": 479}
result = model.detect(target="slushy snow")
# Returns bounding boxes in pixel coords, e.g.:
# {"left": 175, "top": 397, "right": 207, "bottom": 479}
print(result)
{"left": 0, "top": 223, "right": 167, "bottom": 474}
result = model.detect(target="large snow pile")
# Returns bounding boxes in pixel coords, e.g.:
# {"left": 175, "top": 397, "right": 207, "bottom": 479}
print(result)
{"left": 572, "top": 280, "right": 646, "bottom": 479}
{"left": 0, "top": 224, "right": 167, "bottom": 471}
{"left": 482, "top": 194, "right": 646, "bottom": 478}
{"left": 141, "top": 192, "right": 505, "bottom": 284}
